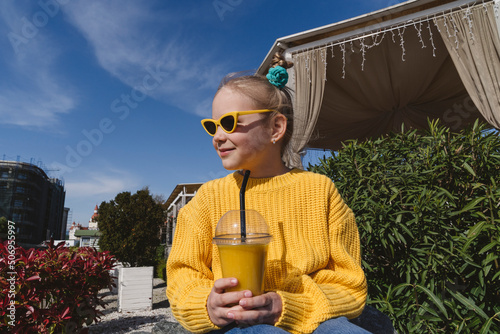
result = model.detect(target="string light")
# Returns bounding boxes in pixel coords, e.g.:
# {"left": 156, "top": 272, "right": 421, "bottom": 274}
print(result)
{"left": 413, "top": 21, "right": 426, "bottom": 48}
{"left": 304, "top": 50, "right": 311, "bottom": 83}
{"left": 291, "top": 1, "right": 492, "bottom": 79}
{"left": 320, "top": 48, "right": 327, "bottom": 81}
{"left": 398, "top": 26, "right": 407, "bottom": 61}
{"left": 340, "top": 43, "right": 346, "bottom": 79}
{"left": 443, "top": 15, "right": 452, "bottom": 38}
{"left": 366, "top": 31, "right": 387, "bottom": 49}
{"left": 450, "top": 16, "right": 460, "bottom": 49}
{"left": 428, "top": 19, "right": 437, "bottom": 57}
{"left": 360, "top": 38, "right": 367, "bottom": 70}
{"left": 483, "top": 1, "right": 489, "bottom": 12}
{"left": 464, "top": 7, "right": 475, "bottom": 43}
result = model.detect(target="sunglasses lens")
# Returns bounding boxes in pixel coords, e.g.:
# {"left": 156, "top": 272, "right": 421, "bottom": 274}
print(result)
{"left": 204, "top": 121, "right": 217, "bottom": 135}
{"left": 220, "top": 115, "right": 235, "bottom": 133}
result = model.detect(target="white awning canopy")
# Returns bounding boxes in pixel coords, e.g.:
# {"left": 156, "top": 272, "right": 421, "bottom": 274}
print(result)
{"left": 259, "top": 0, "right": 500, "bottom": 167}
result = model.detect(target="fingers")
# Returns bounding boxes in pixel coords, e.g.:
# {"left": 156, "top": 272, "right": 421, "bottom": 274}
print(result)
{"left": 238, "top": 293, "right": 268, "bottom": 309}
{"left": 207, "top": 298, "right": 239, "bottom": 327}
{"left": 230, "top": 292, "right": 283, "bottom": 326}
{"left": 207, "top": 278, "right": 252, "bottom": 327}
{"left": 229, "top": 309, "right": 267, "bottom": 326}
{"left": 208, "top": 281, "right": 282, "bottom": 328}
{"left": 212, "top": 277, "right": 238, "bottom": 294}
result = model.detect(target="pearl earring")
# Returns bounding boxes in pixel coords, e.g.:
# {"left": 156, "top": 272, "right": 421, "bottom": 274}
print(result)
{"left": 272, "top": 139, "right": 276, "bottom": 144}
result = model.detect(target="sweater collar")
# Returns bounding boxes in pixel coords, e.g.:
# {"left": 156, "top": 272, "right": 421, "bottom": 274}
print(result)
{"left": 231, "top": 168, "right": 304, "bottom": 192}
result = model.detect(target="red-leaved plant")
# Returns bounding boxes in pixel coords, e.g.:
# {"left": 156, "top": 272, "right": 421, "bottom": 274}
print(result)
{"left": 0, "top": 240, "right": 116, "bottom": 333}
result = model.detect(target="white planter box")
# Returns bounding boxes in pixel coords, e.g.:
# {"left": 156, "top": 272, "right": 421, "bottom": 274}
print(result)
{"left": 118, "top": 266, "right": 153, "bottom": 312}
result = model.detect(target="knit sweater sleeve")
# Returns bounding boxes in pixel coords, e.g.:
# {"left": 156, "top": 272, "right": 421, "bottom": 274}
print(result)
{"left": 166, "top": 193, "right": 219, "bottom": 333}
{"left": 274, "top": 183, "right": 367, "bottom": 333}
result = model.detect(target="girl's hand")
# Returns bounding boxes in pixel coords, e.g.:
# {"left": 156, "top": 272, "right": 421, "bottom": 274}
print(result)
{"left": 207, "top": 278, "right": 248, "bottom": 327}
{"left": 228, "top": 291, "right": 283, "bottom": 326}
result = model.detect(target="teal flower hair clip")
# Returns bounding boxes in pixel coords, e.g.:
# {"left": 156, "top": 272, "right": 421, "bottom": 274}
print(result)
{"left": 266, "top": 66, "right": 288, "bottom": 89}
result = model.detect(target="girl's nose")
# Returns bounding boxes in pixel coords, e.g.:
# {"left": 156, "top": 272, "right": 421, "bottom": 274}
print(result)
{"left": 213, "top": 125, "right": 226, "bottom": 142}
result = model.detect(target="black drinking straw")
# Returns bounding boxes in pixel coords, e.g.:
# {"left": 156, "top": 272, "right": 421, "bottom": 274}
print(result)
{"left": 239, "top": 170, "right": 251, "bottom": 241}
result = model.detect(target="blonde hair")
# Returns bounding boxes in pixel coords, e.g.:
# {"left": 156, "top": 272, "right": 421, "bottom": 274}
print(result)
{"left": 215, "top": 53, "right": 294, "bottom": 158}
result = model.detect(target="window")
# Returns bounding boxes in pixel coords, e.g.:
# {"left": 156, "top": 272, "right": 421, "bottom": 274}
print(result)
{"left": 14, "top": 200, "right": 23, "bottom": 207}
{"left": 80, "top": 237, "right": 90, "bottom": 247}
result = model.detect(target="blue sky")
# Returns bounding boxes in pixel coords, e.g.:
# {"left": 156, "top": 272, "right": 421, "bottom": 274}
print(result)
{"left": 0, "top": 0, "right": 404, "bottom": 227}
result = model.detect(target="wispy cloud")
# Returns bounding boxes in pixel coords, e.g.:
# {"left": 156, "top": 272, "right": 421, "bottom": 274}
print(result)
{"left": 63, "top": 1, "right": 224, "bottom": 117}
{"left": 64, "top": 167, "right": 141, "bottom": 225}
{"left": 65, "top": 168, "right": 139, "bottom": 198}
{"left": 0, "top": 2, "right": 76, "bottom": 129}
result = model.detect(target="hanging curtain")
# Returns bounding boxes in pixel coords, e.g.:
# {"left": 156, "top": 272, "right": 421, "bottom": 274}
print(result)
{"left": 285, "top": 49, "right": 326, "bottom": 168}
{"left": 435, "top": 2, "right": 500, "bottom": 129}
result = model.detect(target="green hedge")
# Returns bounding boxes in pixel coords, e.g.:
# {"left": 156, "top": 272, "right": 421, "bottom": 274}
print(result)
{"left": 155, "top": 244, "right": 167, "bottom": 281}
{"left": 308, "top": 120, "right": 500, "bottom": 333}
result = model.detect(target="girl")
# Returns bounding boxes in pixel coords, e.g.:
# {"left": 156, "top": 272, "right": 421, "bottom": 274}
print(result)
{"left": 166, "top": 53, "right": 368, "bottom": 333}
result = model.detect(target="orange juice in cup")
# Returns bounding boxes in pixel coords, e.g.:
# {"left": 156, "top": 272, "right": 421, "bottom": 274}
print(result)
{"left": 213, "top": 210, "right": 272, "bottom": 296}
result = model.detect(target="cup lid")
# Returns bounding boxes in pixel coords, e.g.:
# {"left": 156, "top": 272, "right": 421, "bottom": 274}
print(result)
{"left": 213, "top": 210, "right": 272, "bottom": 245}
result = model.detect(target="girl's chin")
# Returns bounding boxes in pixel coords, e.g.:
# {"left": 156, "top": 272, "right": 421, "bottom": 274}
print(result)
{"left": 221, "top": 164, "right": 240, "bottom": 171}
{"left": 220, "top": 160, "right": 243, "bottom": 171}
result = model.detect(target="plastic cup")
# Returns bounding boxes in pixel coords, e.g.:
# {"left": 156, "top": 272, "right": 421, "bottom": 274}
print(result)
{"left": 213, "top": 210, "right": 272, "bottom": 296}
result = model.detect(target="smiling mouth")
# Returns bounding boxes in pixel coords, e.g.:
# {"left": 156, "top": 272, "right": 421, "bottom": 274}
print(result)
{"left": 218, "top": 148, "right": 234, "bottom": 157}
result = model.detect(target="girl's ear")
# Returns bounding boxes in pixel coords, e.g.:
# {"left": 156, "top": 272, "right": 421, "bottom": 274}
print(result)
{"left": 271, "top": 113, "right": 287, "bottom": 143}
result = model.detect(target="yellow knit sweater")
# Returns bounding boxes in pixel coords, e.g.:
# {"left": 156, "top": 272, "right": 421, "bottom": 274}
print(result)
{"left": 166, "top": 169, "right": 367, "bottom": 333}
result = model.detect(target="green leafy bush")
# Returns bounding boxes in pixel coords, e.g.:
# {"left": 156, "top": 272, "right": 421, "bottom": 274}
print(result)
{"left": 155, "top": 244, "right": 166, "bottom": 281}
{"left": 156, "top": 261, "right": 167, "bottom": 282}
{"left": 308, "top": 120, "right": 500, "bottom": 333}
